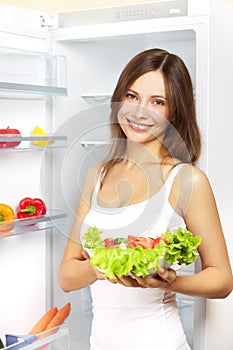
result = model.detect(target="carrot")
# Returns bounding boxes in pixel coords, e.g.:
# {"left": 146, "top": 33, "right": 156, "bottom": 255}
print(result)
{"left": 28, "top": 304, "right": 71, "bottom": 350}
{"left": 45, "top": 303, "right": 71, "bottom": 330}
{"left": 29, "top": 307, "right": 58, "bottom": 335}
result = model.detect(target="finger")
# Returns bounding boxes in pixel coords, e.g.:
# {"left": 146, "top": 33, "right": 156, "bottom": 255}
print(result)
{"left": 115, "top": 275, "right": 141, "bottom": 287}
{"left": 132, "top": 275, "right": 157, "bottom": 288}
{"left": 108, "top": 278, "right": 118, "bottom": 284}
{"left": 157, "top": 267, "right": 176, "bottom": 283}
{"left": 95, "top": 268, "right": 106, "bottom": 280}
{"left": 82, "top": 250, "right": 90, "bottom": 259}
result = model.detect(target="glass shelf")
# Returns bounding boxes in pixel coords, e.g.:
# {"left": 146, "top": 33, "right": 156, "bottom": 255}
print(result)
{"left": 0, "top": 209, "right": 67, "bottom": 238}
{"left": 0, "top": 82, "right": 67, "bottom": 97}
{"left": 0, "top": 47, "right": 67, "bottom": 98}
{"left": 81, "top": 92, "right": 195, "bottom": 106}
{"left": 0, "top": 134, "right": 67, "bottom": 150}
{"left": 80, "top": 140, "right": 110, "bottom": 148}
{"left": 81, "top": 93, "right": 112, "bottom": 105}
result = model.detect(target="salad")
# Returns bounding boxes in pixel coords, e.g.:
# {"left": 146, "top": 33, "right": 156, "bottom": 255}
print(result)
{"left": 83, "top": 226, "right": 202, "bottom": 279}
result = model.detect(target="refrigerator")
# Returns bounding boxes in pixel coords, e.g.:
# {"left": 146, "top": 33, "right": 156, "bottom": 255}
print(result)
{"left": 0, "top": 0, "right": 233, "bottom": 349}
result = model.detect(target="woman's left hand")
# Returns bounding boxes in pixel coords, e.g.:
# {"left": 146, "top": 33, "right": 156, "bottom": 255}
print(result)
{"left": 110, "top": 267, "right": 177, "bottom": 288}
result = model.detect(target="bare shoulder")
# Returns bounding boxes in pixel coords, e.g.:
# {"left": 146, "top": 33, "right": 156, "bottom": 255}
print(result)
{"left": 171, "top": 164, "right": 214, "bottom": 216}
{"left": 166, "top": 160, "right": 209, "bottom": 186}
{"left": 177, "top": 164, "right": 211, "bottom": 189}
{"left": 191, "top": 166, "right": 215, "bottom": 202}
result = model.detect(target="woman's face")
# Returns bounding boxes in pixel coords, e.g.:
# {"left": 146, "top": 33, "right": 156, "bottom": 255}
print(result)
{"left": 117, "top": 70, "right": 170, "bottom": 145}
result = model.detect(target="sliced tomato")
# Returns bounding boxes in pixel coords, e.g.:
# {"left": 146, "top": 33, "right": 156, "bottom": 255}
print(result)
{"left": 152, "top": 235, "right": 169, "bottom": 247}
{"left": 127, "top": 236, "right": 154, "bottom": 249}
{"left": 104, "top": 238, "right": 119, "bottom": 248}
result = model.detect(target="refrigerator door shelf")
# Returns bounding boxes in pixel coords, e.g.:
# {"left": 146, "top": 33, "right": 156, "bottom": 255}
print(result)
{"left": 4, "top": 323, "right": 69, "bottom": 350}
{"left": 5, "top": 334, "right": 36, "bottom": 350}
{"left": 0, "top": 135, "right": 67, "bottom": 150}
{"left": 0, "top": 210, "right": 67, "bottom": 238}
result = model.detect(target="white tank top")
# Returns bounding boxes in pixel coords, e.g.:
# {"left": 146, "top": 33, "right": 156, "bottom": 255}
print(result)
{"left": 80, "top": 164, "right": 190, "bottom": 350}
{"left": 81, "top": 163, "right": 186, "bottom": 239}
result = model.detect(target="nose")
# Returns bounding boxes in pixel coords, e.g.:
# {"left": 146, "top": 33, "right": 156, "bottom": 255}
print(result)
{"left": 133, "top": 103, "right": 150, "bottom": 120}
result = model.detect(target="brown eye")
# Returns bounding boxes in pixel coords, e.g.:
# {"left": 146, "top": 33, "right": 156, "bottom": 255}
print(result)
{"left": 152, "top": 98, "right": 167, "bottom": 107}
{"left": 155, "top": 99, "right": 165, "bottom": 106}
{"left": 126, "top": 93, "right": 137, "bottom": 100}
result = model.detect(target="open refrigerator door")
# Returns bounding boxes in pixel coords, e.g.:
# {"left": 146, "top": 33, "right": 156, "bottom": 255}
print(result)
{"left": 0, "top": 4, "right": 69, "bottom": 350}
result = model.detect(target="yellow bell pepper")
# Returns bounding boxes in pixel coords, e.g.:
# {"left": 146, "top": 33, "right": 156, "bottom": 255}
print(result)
{"left": 0, "top": 203, "right": 14, "bottom": 232}
{"left": 31, "top": 126, "right": 54, "bottom": 147}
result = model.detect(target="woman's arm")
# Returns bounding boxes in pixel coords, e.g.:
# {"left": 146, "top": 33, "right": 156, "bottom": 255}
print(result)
{"left": 167, "top": 166, "right": 233, "bottom": 298}
{"left": 58, "top": 165, "right": 100, "bottom": 292}
{"left": 116, "top": 166, "right": 233, "bottom": 298}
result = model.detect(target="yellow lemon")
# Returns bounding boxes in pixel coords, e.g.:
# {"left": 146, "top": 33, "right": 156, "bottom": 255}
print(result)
{"left": 31, "top": 126, "right": 54, "bottom": 147}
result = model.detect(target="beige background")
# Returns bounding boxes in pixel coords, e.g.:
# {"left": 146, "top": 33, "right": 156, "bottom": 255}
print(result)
{"left": 0, "top": 0, "right": 158, "bottom": 13}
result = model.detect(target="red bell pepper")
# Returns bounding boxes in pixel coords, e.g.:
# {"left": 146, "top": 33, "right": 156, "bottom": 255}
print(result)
{"left": 17, "top": 197, "right": 46, "bottom": 219}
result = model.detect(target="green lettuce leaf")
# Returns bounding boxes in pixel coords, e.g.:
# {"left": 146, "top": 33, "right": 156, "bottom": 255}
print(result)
{"left": 165, "top": 228, "right": 202, "bottom": 265}
{"left": 90, "top": 244, "right": 167, "bottom": 279}
{"left": 83, "top": 226, "right": 202, "bottom": 279}
{"left": 82, "top": 226, "right": 104, "bottom": 248}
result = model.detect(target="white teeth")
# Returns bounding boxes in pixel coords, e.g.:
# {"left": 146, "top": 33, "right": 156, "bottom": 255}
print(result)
{"left": 131, "top": 122, "right": 149, "bottom": 130}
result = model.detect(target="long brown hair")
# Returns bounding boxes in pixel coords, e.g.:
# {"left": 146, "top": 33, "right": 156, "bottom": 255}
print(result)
{"left": 101, "top": 48, "right": 201, "bottom": 178}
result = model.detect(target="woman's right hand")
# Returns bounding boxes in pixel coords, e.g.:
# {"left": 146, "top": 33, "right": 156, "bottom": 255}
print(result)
{"left": 101, "top": 268, "right": 177, "bottom": 288}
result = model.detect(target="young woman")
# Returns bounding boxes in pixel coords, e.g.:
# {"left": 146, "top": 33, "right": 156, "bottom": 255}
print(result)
{"left": 58, "top": 48, "right": 233, "bottom": 350}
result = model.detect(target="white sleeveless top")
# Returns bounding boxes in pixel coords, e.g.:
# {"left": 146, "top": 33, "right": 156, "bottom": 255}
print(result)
{"left": 80, "top": 164, "right": 190, "bottom": 350}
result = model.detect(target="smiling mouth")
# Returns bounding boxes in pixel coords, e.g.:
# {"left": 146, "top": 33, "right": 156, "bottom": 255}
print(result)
{"left": 126, "top": 118, "right": 153, "bottom": 131}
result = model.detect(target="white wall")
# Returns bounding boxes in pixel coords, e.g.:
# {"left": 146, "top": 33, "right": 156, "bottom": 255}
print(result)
{"left": 0, "top": 0, "right": 159, "bottom": 13}
{"left": 205, "top": 0, "right": 233, "bottom": 349}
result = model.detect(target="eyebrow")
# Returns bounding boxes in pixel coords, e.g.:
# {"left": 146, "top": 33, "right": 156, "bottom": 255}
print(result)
{"left": 128, "top": 88, "right": 167, "bottom": 100}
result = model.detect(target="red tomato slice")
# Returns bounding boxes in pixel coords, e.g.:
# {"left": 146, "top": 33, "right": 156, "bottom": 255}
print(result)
{"left": 152, "top": 235, "right": 169, "bottom": 247}
{"left": 127, "top": 236, "right": 154, "bottom": 249}
{"left": 104, "top": 238, "right": 119, "bottom": 248}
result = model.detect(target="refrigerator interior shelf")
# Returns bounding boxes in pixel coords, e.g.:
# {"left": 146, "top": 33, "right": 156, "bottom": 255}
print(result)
{"left": 81, "top": 140, "right": 110, "bottom": 148}
{"left": 0, "top": 134, "right": 67, "bottom": 150}
{"left": 0, "top": 82, "right": 67, "bottom": 97}
{"left": 81, "top": 93, "right": 112, "bottom": 105}
{"left": 0, "top": 209, "right": 67, "bottom": 238}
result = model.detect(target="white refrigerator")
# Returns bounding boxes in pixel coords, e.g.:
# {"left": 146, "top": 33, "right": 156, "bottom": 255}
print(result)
{"left": 0, "top": 1, "right": 233, "bottom": 349}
